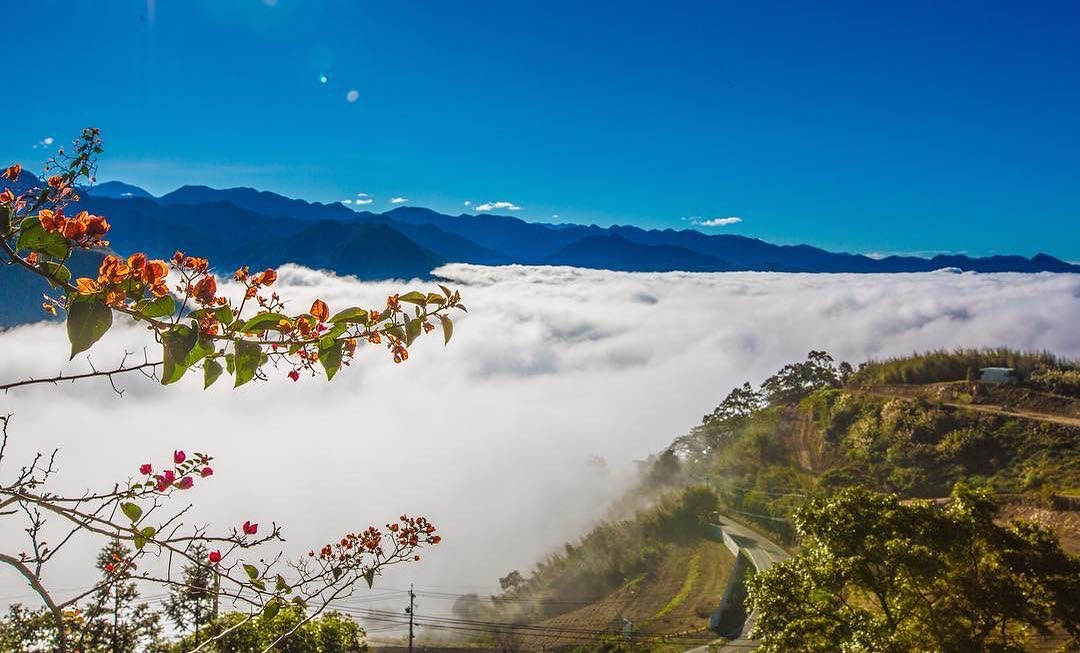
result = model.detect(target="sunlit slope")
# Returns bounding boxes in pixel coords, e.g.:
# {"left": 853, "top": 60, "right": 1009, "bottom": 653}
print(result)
{"left": 518, "top": 541, "right": 734, "bottom": 651}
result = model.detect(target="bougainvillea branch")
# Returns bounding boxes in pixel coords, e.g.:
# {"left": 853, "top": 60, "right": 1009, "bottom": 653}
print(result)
{"left": 1, "top": 128, "right": 465, "bottom": 391}
{"left": 0, "top": 130, "right": 457, "bottom": 652}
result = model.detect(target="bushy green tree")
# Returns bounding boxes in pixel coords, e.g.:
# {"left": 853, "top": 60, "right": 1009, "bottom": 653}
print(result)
{"left": 760, "top": 350, "right": 842, "bottom": 405}
{"left": 169, "top": 608, "right": 365, "bottom": 653}
{"left": 747, "top": 484, "right": 1080, "bottom": 652}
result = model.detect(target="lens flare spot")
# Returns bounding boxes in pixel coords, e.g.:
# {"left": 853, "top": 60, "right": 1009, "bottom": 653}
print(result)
{"left": 346, "top": 90, "right": 360, "bottom": 103}
{"left": 319, "top": 74, "right": 329, "bottom": 84}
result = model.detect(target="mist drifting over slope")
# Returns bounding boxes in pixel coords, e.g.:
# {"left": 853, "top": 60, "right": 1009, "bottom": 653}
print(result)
{"left": 1, "top": 264, "right": 1079, "bottom": 615}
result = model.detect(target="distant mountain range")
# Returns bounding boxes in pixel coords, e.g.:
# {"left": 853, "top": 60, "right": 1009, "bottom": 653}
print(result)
{"left": 3, "top": 172, "right": 1078, "bottom": 326}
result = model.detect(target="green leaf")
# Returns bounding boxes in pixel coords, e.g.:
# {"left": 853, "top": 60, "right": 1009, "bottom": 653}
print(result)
{"left": 121, "top": 502, "right": 143, "bottom": 522}
{"left": 240, "top": 312, "right": 288, "bottom": 333}
{"left": 426, "top": 293, "right": 446, "bottom": 305}
{"left": 233, "top": 339, "right": 262, "bottom": 387}
{"left": 16, "top": 217, "right": 69, "bottom": 258}
{"left": 319, "top": 339, "right": 343, "bottom": 381}
{"left": 321, "top": 322, "right": 348, "bottom": 343}
{"left": 161, "top": 325, "right": 197, "bottom": 385}
{"left": 385, "top": 324, "right": 405, "bottom": 341}
{"left": 133, "top": 526, "right": 156, "bottom": 551}
{"left": 364, "top": 569, "right": 376, "bottom": 588}
{"left": 332, "top": 566, "right": 343, "bottom": 581}
{"left": 0, "top": 205, "right": 11, "bottom": 234}
{"left": 184, "top": 334, "right": 214, "bottom": 367}
{"left": 404, "top": 317, "right": 422, "bottom": 346}
{"left": 215, "top": 305, "right": 235, "bottom": 325}
{"left": 135, "top": 295, "right": 176, "bottom": 319}
{"left": 438, "top": 315, "right": 453, "bottom": 345}
{"left": 438, "top": 283, "right": 453, "bottom": 298}
{"left": 204, "top": 359, "right": 224, "bottom": 389}
{"left": 399, "top": 291, "right": 428, "bottom": 306}
{"left": 328, "top": 307, "right": 369, "bottom": 323}
{"left": 275, "top": 574, "right": 290, "bottom": 594}
{"left": 244, "top": 564, "right": 259, "bottom": 581}
{"left": 67, "top": 298, "right": 113, "bottom": 360}
{"left": 39, "top": 262, "right": 71, "bottom": 289}
{"left": 262, "top": 599, "right": 281, "bottom": 619}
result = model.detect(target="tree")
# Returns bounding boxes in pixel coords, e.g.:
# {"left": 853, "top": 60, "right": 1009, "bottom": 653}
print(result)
{"left": 164, "top": 544, "right": 215, "bottom": 645}
{"left": 703, "top": 382, "right": 764, "bottom": 425}
{"left": 0, "top": 604, "right": 65, "bottom": 652}
{"left": 746, "top": 484, "right": 1080, "bottom": 652}
{"left": 499, "top": 570, "right": 524, "bottom": 591}
{"left": 0, "top": 131, "right": 459, "bottom": 653}
{"left": 759, "top": 350, "right": 841, "bottom": 405}
{"left": 169, "top": 608, "right": 365, "bottom": 653}
{"left": 80, "top": 540, "right": 162, "bottom": 653}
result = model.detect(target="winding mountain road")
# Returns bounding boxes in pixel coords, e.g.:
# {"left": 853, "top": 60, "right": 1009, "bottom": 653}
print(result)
{"left": 687, "top": 516, "right": 789, "bottom": 653}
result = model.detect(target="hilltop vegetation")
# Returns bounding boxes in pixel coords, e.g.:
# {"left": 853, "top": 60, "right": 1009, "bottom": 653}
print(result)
{"left": 488, "top": 348, "right": 1080, "bottom": 652}
{"left": 669, "top": 349, "right": 1080, "bottom": 543}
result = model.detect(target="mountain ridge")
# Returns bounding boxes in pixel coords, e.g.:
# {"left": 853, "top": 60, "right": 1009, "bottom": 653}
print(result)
{"left": 11, "top": 175, "right": 1080, "bottom": 275}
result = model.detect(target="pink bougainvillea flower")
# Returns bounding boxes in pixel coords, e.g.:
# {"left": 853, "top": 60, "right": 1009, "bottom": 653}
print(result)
{"left": 288, "top": 370, "right": 300, "bottom": 382}
{"left": 139, "top": 463, "right": 152, "bottom": 475}
{"left": 155, "top": 469, "right": 177, "bottom": 492}
{"left": 176, "top": 476, "right": 194, "bottom": 490}
{"left": 243, "top": 521, "right": 258, "bottom": 535}
{"left": 200, "top": 467, "right": 214, "bottom": 477}
{"left": 173, "top": 450, "right": 186, "bottom": 464}
{"left": 208, "top": 550, "right": 222, "bottom": 564}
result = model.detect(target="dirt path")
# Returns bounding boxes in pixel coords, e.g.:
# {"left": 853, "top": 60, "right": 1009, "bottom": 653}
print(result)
{"left": 868, "top": 390, "right": 1080, "bottom": 428}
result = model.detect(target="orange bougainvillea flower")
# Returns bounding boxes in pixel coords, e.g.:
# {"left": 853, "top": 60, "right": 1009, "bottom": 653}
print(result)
{"left": 38, "top": 209, "right": 65, "bottom": 232}
{"left": 97, "top": 255, "right": 130, "bottom": 284}
{"left": 183, "top": 256, "right": 209, "bottom": 273}
{"left": 253, "top": 268, "right": 277, "bottom": 286}
{"left": 61, "top": 218, "right": 88, "bottom": 240}
{"left": 25, "top": 252, "right": 39, "bottom": 266}
{"left": 47, "top": 174, "right": 67, "bottom": 189}
{"left": 0, "top": 189, "right": 13, "bottom": 204}
{"left": 141, "top": 259, "right": 170, "bottom": 297}
{"left": 191, "top": 275, "right": 217, "bottom": 305}
{"left": 1, "top": 164, "right": 20, "bottom": 182}
{"left": 310, "top": 299, "right": 329, "bottom": 323}
{"left": 76, "top": 278, "right": 102, "bottom": 295}
{"left": 127, "top": 253, "right": 147, "bottom": 273}
{"left": 105, "top": 289, "right": 126, "bottom": 307}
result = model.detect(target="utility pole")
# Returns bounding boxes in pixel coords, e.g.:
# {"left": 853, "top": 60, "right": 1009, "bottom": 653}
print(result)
{"left": 406, "top": 584, "right": 416, "bottom": 653}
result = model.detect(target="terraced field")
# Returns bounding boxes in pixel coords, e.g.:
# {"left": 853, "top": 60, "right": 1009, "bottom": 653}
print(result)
{"left": 515, "top": 542, "right": 735, "bottom": 651}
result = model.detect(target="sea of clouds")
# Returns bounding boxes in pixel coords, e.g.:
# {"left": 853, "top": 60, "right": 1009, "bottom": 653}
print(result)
{"left": 1, "top": 264, "right": 1079, "bottom": 620}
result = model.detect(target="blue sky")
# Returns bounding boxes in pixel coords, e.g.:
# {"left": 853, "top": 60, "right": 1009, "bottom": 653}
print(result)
{"left": 4, "top": 0, "right": 1079, "bottom": 258}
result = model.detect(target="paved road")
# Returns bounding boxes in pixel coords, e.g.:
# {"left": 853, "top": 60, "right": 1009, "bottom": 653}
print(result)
{"left": 686, "top": 516, "right": 789, "bottom": 653}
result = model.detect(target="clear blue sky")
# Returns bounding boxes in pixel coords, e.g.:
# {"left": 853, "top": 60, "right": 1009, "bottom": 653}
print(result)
{"left": 5, "top": 0, "right": 1079, "bottom": 258}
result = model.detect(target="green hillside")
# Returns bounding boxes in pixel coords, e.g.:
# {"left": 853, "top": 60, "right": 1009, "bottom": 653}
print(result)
{"left": 480, "top": 349, "right": 1080, "bottom": 652}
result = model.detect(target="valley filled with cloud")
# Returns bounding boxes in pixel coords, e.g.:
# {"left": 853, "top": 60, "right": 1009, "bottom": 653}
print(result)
{"left": 2, "top": 265, "right": 1079, "bottom": 611}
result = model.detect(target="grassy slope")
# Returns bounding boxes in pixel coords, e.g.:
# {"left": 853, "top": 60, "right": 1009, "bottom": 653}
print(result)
{"left": 518, "top": 542, "right": 734, "bottom": 651}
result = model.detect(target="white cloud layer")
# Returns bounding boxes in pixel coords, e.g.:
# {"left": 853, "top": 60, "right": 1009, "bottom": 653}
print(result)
{"left": 1, "top": 266, "right": 1079, "bottom": 618}
{"left": 691, "top": 216, "right": 742, "bottom": 227}
{"left": 474, "top": 201, "right": 522, "bottom": 212}
{"left": 390, "top": 197, "right": 409, "bottom": 204}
